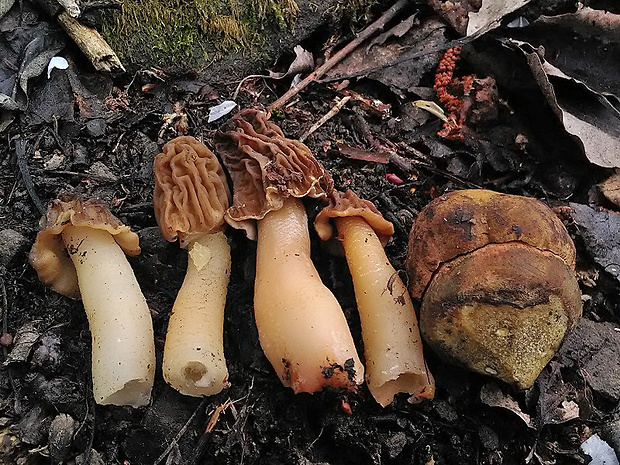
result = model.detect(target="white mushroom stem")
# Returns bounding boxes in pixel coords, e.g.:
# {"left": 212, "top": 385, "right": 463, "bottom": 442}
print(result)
{"left": 335, "top": 216, "right": 434, "bottom": 407}
{"left": 61, "top": 225, "right": 155, "bottom": 407}
{"left": 254, "top": 197, "right": 364, "bottom": 393}
{"left": 162, "top": 231, "right": 231, "bottom": 396}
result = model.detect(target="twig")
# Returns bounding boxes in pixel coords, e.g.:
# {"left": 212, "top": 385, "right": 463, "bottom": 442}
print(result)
{"left": 47, "top": 170, "right": 118, "bottom": 183}
{"left": 14, "top": 138, "right": 46, "bottom": 216}
{"left": 299, "top": 96, "right": 351, "bottom": 142}
{"left": 1, "top": 276, "right": 8, "bottom": 340}
{"left": 1, "top": 277, "right": 21, "bottom": 415}
{"left": 191, "top": 379, "right": 255, "bottom": 465}
{"left": 318, "top": 26, "right": 494, "bottom": 84}
{"left": 268, "top": 0, "right": 411, "bottom": 111}
{"left": 153, "top": 398, "right": 209, "bottom": 465}
{"left": 389, "top": 150, "right": 483, "bottom": 189}
{"left": 190, "top": 399, "right": 234, "bottom": 465}
{"left": 232, "top": 75, "right": 268, "bottom": 101}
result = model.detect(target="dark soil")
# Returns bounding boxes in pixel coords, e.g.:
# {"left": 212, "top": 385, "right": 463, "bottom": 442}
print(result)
{"left": 1, "top": 1, "right": 620, "bottom": 464}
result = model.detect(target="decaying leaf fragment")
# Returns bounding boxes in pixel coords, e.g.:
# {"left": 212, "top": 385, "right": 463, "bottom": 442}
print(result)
{"left": 507, "top": 39, "right": 620, "bottom": 169}
{"left": 568, "top": 203, "right": 620, "bottom": 284}
{"left": 427, "top": 0, "right": 530, "bottom": 36}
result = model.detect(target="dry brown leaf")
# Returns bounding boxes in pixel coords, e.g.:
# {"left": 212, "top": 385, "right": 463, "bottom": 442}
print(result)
{"left": 480, "top": 383, "right": 533, "bottom": 428}
{"left": 509, "top": 39, "right": 620, "bottom": 169}
{"left": 599, "top": 172, "right": 620, "bottom": 208}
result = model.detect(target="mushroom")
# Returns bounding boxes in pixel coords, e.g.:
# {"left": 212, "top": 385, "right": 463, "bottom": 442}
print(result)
{"left": 29, "top": 195, "right": 155, "bottom": 407}
{"left": 406, "top": 189, "right": 582, "bottom": 388}
{"left": 153, "top": 136, "right": 232, "bottom": 397}
{"left": 215, "top": 109, "right": 363, "bottom": 393}
{"left": 315, "top": 189, "right": 434, "bottom": 406}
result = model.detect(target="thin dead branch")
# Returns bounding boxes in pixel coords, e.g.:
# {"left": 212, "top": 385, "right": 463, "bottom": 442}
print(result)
{"left": 268, "top": 0, "right": 411, "bottom": 111}
{"left": 14, "top": 138, "right": 45, "bottom": 216}
{"left": 299, "top": 96, "right": 351, "bottom": 142}
{"left": 153, "top": 398, "right": 209, "bottom": 465}
{"left": 319, "top": 27, "right": 493, "bottom": 84}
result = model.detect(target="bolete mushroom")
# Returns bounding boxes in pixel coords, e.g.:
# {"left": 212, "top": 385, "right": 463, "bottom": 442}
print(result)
{"left": 215, "top": 109, "right": 363, "bottom": 393}
{"left": 153, "top": 136, "right": 232, "bottom": 397}
{"left": 29, "top": 195, "right": 155, "bottom": 407}
{"left": 315, "top": 189, "right": 434, "bottom": 406}
{"left": 406, "top": 189, "right": 582, "bottom": 388}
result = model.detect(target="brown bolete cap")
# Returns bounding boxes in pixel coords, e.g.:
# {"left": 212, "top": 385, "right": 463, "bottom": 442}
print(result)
{"left": 153, "top": 136, "right": 231, "bottom": 247}
{"left": 406, "top": 189, "right": 577, "bottom": 299}
{"left": 29, "top": 195, "right": 140, "bottom": 299}
{"left": 215, "top": 109, "right": 333, "bottom": 240}
{"left": 314, "top": 189, "right": 395, "bottom": 244}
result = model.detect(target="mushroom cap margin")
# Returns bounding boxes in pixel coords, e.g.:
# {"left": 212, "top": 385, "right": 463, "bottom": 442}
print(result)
{"left": 215, "top": 109, "right": 333, "bottom": 241}
{"left": 314, "top": 189, "right": 394, "bottom": 245}
{"left": 29, "top": 195, "right": 140, "bottom": 298}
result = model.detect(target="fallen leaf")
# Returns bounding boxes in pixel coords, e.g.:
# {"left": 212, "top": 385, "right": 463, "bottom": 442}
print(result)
{"left": 269, "top": 45, "right": 313, "bottom": 79}
{"left": 466, "top": 0, "right": 530, "bottom": 36}
{"left": 3, "top": 320, "right": 42, "bottom": 365}
{"left": 414, "top": 100, "right": 448, "bottom": 122}
{"left": 537, "top": 6, "right": 620, "bottom": 46}
{"left": 233, "top": 45, "right": 313, "bottom": 99}
{"left": 599, "top": 172, "right": 620, "bottom": 208}
{"left": 385, "top": 173, "right": 403, "bottom": 184}
{"left": 568, "top": 203, "right": 620, "bottom": 282}
{"left": 560, "top": 318, "right": 620, "bottom": 403}
{"left": 327, "top": 18, "right": 447, "bottom": 98}
{"left": 506, "top": 16, "right": 529, "bottom": 28}
{"left": 509, "top": 40, "right": 620, "bottom": 169}
{"left": 480, "top": 383, "right": 533, "bottom": 428}
{"left": 337, "top": 143, "right": 390, "bottom": 164}
{"left": 580, "top": 434, "right": 620, "bottom": 465}
{"left": 427, "top": 0, "right": 476, "bottom": 35}
{"left": 368, "top": 14, "right": 417, "bottom": 49}
{"left": 517, "top": 6, "right": 620, "bottom": 98}
{"left": 535, "top": 361, "right": 581, "bottom": 427}
{"left": 208, "top": 100, "right": 237, "bottom": 123}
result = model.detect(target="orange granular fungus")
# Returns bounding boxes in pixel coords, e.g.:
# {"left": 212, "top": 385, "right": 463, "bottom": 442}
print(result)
{"left": 434, "top": 46, "right": 474, "bottom": 141}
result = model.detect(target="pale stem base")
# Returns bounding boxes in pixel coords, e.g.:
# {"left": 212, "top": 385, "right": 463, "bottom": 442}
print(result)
{"left": 62, "top": 226, "right": 155, "bottom": 407}
{"left": 162, "top": 231, "right": 231, "bottom": 396}
{"left": 255, "top": 198, "right": 363, "bottom": 393}
{"left": 337, "top": 216, "right": 434, "bottom": 406}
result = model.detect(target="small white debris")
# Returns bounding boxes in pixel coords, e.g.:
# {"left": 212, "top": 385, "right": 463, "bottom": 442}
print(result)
{"left": 507, "top": 17, "right": 530, "bottom": 28}
{"left": 47, "top": 57, "right": 69, "bottom": 79}
{"left": 208, "top": 100, "right": 237, "bottom": 123}
{"left": 580, "top": 434, "right": 619, "bottom": 465}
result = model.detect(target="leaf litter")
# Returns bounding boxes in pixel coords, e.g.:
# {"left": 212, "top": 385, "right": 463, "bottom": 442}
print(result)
{"left": 1, "top": 0, "right": 620, "bottom": 464}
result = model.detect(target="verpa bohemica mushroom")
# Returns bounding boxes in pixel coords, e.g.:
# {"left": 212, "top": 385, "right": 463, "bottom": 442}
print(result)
{"left": 315, "top": 189, "right": 434, "bottom": 406}
{"left": 29, "top": 195, "right": 155, "bottom": 407}
{"left": 406, "top": 189, "right": 582, "bottom": 389}
{"left": 215, "top": 109, "right": 363, "bottom": 393}
{"left": 153, "top": 136, "right": 232, "bottom": 397}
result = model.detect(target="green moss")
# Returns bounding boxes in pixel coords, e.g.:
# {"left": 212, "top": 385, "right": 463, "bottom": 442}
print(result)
{"left": 102, "top": 0, "right": 299, "bottom": 69}
{"left": 270, "top": 107, "right": 286, "bottom": 121}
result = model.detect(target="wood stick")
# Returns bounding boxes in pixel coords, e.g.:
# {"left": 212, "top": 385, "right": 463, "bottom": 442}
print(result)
{"left": 57, "top": 11, "right": 125, "bottom": 72}
{"left": 268, "top": 0, "right": 411, "bottom": 111}
{"left": 299, "top": 96, "right": 350, "bottom": 142}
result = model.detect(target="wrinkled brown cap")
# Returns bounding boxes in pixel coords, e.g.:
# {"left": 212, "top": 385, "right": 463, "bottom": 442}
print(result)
{"left": 315, "top": 189, "right": 394, "bottom": 244}
{"left": 153, "top": 136, "right": 231, "bottom": 247}
{"left": 215, "top": 109, "right": 333, "bottom": 240}
{"left": 406, "top": 189, "right": 577, "bottom": 299}
{"left": 29, "top": 195, "right": 140, "bottom": 299}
